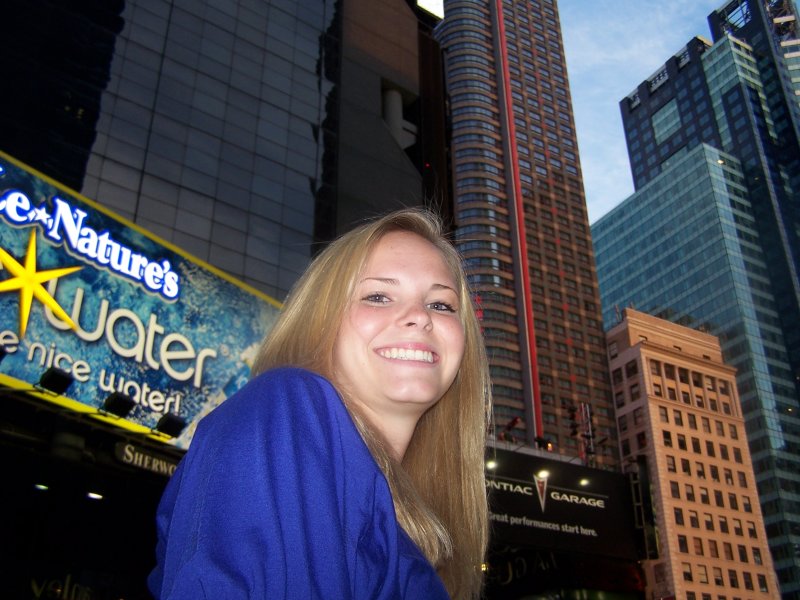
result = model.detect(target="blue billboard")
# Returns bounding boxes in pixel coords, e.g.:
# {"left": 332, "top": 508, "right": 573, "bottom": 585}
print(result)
{"left": 0, "top": 151, "right": 281, "bottom": 448}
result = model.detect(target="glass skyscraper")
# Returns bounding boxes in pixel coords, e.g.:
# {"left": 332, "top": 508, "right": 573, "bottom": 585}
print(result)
{"left": 593, "top": 1, "right": 800, "bottom": 594}
{"left": 2, "top": 0, "right": 447, "bottom": 300}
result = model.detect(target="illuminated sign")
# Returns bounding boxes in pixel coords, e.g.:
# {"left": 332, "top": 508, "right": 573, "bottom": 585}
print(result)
{"left": 417, "top": 0, "right": 444, "bottom": 20}
{"left": 0, "top": 152, "right": 281, "bottom": 447}
{"left": 486, "top": 447, "right": 638, "bottom": 560}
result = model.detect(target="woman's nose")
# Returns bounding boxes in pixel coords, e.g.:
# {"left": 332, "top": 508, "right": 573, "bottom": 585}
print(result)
{"left": 400, "top": 302, "right": 433, "bottom": 330}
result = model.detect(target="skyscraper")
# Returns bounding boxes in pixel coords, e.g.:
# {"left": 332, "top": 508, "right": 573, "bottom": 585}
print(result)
{"left": 607, "top": 308, "right": 778, "bottom": 599}
{"left": 1, "top": 0, "right": 447, "bottom": 300}
{"left": 593, "top": 1, "right": 800, "bottom": 594}
{"left": 436, "top": 0, "right": 617, "bottom": 467}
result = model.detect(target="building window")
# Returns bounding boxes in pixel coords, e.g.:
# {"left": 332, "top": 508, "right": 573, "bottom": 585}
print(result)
{"left": 681, "top": 458, "right": 691, "bottom": 475}
{"left": 625, "top": 360, "right": 638, "bottom": 377}
{"left": 673, "top": 409, "right": 683, "bottom": 426}
{"left": 705, "top": 440, "right": 715, "bottom": 457}
{"left": 659, "top": 406, "right": 669, "bottom": 423}
{"left": 709, "top": 539, "right": 718, "bottom": 558}
{"left": 652, "top": 98, "right": 682, "bottom": 144}
{"left": 666, "top": 455, "right": 676, "bottom": 472}
{"left": 682, "top": 561, "right": 693, "bottom": 582}
{"left": 663, "top": 431, "right": 672, "bottom": 447}
{"left": 738, "top": 544, "right": 748, "bottom": 562}
{"left": 688, "top": 510, "right": 699, "bottom": 528}
{"left": 747, "top": 521, "right": 757, "bottom": 539}
{"left": 733, "top": 518, "right": 743, "bottom": 536}
{"left": 728, "top": 569, "right": 739, "bottom": 588}
{"left": 698, "top": 565, "right": 708, "bottom": 584}
{"left": 719, "top": 517, "right": 729, "bottom": 533}
{"left": 696, "top": 462, "right": 706, "bottom": 479}
{"left": 704, "top": 513, "right": 714, "bottom": 532}
{"left": 758, "top": 573, "right": 768, "bottom": 592}
{"left": 723, "top": 542, "right": 733, "bottom": 561}
{"left": 670, "top": 481, "right": 680, "bottom": 499}
{"left": 713, "top": 567, "right": 723, "bottom": 585}
{"left": 653, "top": 383, "right": 662, "bottom": 396}
{"left": 685, "top": 484, "right": 695, "bottom": 502}
{"left": 678, "top": 434, "right": 687, "bottom": 450}
{"left": 693, "top": 537, "right": 704, "bottom": 555}
{"left": 674, "top": 507, "right": 684, "bottom": 525}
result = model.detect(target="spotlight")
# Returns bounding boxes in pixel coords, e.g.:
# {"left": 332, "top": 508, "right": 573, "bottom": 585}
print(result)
{"left": 155, "top": 413, "right": 187, "bottom": 438}
{"left": 102, "top": 392, "right": 136, "bottom": 418}
{"left": 38, "top": 367, "right": 74, "bottom": 395}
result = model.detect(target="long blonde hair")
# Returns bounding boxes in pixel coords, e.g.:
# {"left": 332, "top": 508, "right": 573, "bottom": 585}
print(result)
{"left": 252, "top": 208, "right": 491, "bottom": 599}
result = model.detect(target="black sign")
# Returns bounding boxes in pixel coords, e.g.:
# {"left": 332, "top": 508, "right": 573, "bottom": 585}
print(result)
{"left": 114, "top": 442, "right": 179, "bottom": 476}
{"left": 486, "top": 447, "right": 638, "bottom": 560}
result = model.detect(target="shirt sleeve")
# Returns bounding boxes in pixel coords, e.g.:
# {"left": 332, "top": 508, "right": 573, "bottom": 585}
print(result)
{"left": 148, "top": 367, "right": 447, "bottom": 600}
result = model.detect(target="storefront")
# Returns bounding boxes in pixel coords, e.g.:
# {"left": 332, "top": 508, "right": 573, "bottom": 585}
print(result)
{"left": 0, "top": 152, "right": 281, "bottom": 598}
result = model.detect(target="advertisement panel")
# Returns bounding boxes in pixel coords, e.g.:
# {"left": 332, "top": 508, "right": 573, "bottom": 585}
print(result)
{"left": 487, "top": 446, "right": 639, "bottom": 560}
{"left": 0, "top": 152, "right": 281, "bottom": 448}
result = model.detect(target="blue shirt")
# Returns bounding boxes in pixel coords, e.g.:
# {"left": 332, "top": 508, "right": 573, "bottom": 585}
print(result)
{"left": 149, "top": 367, "right": 449, "bottom": 599}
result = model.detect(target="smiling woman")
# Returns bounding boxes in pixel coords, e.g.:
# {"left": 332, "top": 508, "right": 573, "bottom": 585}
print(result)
{"left": 149, "top": 208, "right": 492, "bottom": 600}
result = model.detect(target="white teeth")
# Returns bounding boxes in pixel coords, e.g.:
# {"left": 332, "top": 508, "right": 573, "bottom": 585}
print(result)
{"left": 379, "top": 348, "right": 434, "bottom": 363}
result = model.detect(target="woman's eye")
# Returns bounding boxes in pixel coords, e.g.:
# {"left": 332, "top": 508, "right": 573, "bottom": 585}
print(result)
{"left": 363, "top": 293, "right": 390, "bottom": 304}
{"left": 429, "top": 301, "right": 457, "bottom": 313}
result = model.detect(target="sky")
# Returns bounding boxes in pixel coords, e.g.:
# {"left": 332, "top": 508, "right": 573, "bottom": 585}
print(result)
{"left": 558, "top": 0, "right": 725, "bottom": 223}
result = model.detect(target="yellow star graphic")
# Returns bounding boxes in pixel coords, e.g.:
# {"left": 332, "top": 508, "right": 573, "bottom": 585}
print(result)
{"left": 0, "top": 229, "right": 83, "bottom": 338}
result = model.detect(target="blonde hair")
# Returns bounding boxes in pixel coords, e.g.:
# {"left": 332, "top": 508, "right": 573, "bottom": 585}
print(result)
{"left": 252, "top": 208, "right": 491, "bottom": 599}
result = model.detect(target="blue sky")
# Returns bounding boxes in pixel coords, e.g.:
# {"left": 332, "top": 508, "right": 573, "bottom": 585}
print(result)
{"left": 559, "top": 0, "right": 725, "bottom": 223}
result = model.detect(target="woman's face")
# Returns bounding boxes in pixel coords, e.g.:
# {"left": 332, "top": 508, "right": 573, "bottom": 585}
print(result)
{"left": 333, "top": 230, "right": 465, "bottom": 421}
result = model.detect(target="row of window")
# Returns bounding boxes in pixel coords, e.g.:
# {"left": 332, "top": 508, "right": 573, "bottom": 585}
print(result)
{"left": 675, "top": 508, "right": 758, "bottom": 540}
{"left": 657, "top": 406, "right": 738, "bottom": 437}
{"left": 665, "top": 454, "right": 749, "bottom": 488}
{"left": 678, "top": 561, "right": 770, "bottom": 594}
{"left": 669, "top": 480, "right": 755, "bottom": 517}
{"left": 662, "top": 430, "right": 744, "bottom": 463}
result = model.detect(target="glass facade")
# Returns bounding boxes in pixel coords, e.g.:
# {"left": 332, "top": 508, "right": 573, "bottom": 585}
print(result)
{"left": 596, "top": 0, "right": 800, "bottom": 588}
{"left": 2, "top": 0, "right": 447, "bottom": 301}
{"left": 2, "top": 0, "right": 343, "bottom": 299}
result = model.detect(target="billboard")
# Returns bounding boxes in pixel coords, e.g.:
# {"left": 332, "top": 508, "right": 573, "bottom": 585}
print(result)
{"left": 0, "top": 152, "right": 281, "bottom": 448}
{"left": 487, "top": 446, "right": 639, "bottom": 560}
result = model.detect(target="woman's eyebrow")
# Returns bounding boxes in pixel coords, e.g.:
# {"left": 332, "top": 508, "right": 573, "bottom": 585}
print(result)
{"left": 360, "top": 277, "right": 399, "bottom": 285}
